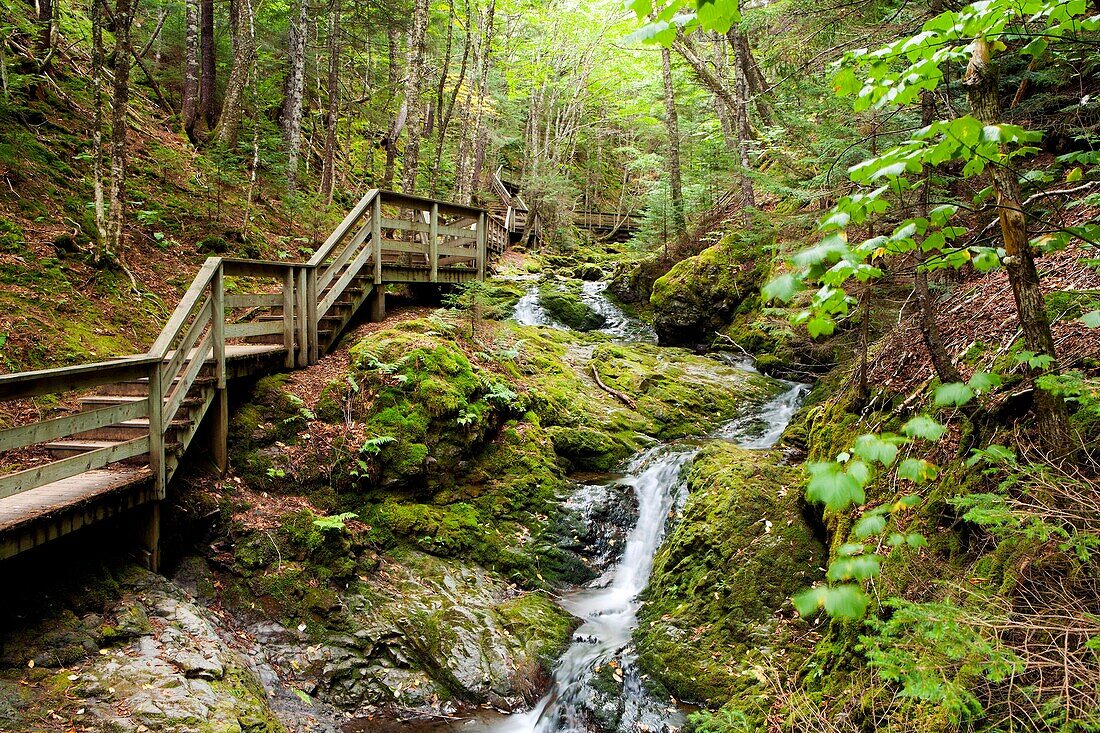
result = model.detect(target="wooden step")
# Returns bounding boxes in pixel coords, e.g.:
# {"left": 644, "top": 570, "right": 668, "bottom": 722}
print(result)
{"left": 245, "top": 329, "right": 333, "bottom": 346}
{"left": 103, "top": 375, "right": 217, "bottom": 397}
{"left": 74, "top": 417, "right": 193, "bottom": 442}
{"left": 44, "top": 439, "right": 182, "bottom": 460}
{"left": 78, "top": 394, "right": 204, "bottom": 413}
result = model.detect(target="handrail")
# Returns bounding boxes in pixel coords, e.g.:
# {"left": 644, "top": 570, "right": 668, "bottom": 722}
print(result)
{"left": 0, "top": 188, "right": 500, "bottom": 507}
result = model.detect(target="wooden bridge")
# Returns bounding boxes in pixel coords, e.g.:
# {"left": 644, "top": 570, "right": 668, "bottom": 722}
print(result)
{"left": 572, "top": 210, "right": 641, "bottom": 242}
{"left": 0, "top": 189, "right": 506, "bottom": 570}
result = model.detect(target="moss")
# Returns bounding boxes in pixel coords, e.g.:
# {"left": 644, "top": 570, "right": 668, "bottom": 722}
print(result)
{"left": 635, "top": 442, "right": 825, "bottom": 704}
{"left": 590, "top": 342, "right": 781, "bottom": 439}
{"left": 494, "top": 592, "right": 578, "bottom": 669}
{"left": 538, "top": 281, "right": 606, "bottom": 331}
{"left": 545, "top": 425, "right": 634, "bottom": 472}
{"left": 649, "top": 233, "right": 769, "bottom": 345}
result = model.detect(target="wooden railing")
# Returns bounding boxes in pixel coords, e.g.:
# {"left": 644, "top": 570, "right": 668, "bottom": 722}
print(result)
{"left": 490, "top": 167, "right": 529, "bottom": 237}
{"left": 572, "top": 210, "right": 640, "bottom": 231}
{"left": 0, "top": 189, "right": 497, "bottom": 511}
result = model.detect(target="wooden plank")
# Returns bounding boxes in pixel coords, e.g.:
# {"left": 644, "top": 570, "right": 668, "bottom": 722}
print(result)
{"left": 212, "top": 268, "right": 226, "bottom": 390}
{"left": 150, "top": 258, "right": 221, "bottom": 357}
{"left": 438, "top": 244, "right": 477, "bottom": 257}
{"left": 308, "top": 189, "right": 377, "bottom": 267}
{"left": 221, "top": 259, "right": 301, "bottom": 278}
{"left": 295, "top": 268, "right": 308, "bottom": 368}
{"left": 373, "top": 195, "right": 383, "bottom": 285}
{"left": 306, "top": 268, "right": 319, "bottom": 364}
{"left": 225, "top": 293, "right": 282, "bottom": 309}
{"left": 429, "top": 203, "right": 439, "bottom": 284}
{"left": 0, "top": 436, "right": 151, "bottom": 500}
{"left": 0, "top": 400, "right": 149, "bottom": 452}
{"left": 318, "top": 219, "right": 371, "bottom": 292}
{"left": 379, "top": 218, "right": 473, "bottom": 238}
{"left": 320, "top": 242, "right": 376, "bottom": 315}
{"left": 377, "top": 239, "right": 429, "bottom": 255}
{"left": 0, "top": 356, "right": 159, "bottom": 402}
{"left": 477, "top": 212, "right": 487, "bottom": 280}
{"left": 225, "top": 320, "right": 284, "bottom": 339}
{"left": 378, "top": 190, "right": 484, "bottom": 218}
{"left": 148, "top": 365, "right": 165, "bottom": 497}
{"left": 164, "top": 332, "right": 211, "bottom": 424}
{"left": 160, "top": 296, "right": 212, "bottom": 385}
{"left": 282, "top": 269, "right": 295, "bottom": 369}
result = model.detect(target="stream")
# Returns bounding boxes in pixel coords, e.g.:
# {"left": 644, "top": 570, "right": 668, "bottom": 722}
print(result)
{"left": 477, "top": 284, "right": 808, "bottom": 733}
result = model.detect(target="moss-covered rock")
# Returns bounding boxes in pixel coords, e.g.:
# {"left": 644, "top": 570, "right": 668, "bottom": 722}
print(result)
{"left": 635, "top": 442, "right": 825, "bottom": 705}
{"left": 590, "top": 343, "right": 781, "bottom": 439}
{"left": 538, "top": 282, "right": 606, "bottom": 331}
{"left": 649, "top": 234, "right": 768, "bottom": 346}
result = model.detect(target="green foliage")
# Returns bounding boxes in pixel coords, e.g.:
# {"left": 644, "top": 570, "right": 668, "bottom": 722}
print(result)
{"left": 312, "top": 512, "right": 358, "bottom": 533}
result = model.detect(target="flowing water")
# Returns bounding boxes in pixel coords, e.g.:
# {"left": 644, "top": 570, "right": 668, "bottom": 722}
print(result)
{"left": 386, "top": 280, "right": 808, "bottom": 733}
{"left": 510, "top": 282, "right": 658, "bottom": 343}
{"left": 486, "top": 379, "right": 808, "bottom": 733}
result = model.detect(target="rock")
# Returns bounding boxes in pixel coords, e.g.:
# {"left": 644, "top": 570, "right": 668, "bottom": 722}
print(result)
{"left": 635, "top": 442, "right": 825, "bottom": 706}
{"left": 649, "top": 235, "right": 767, "bottom": 346}
{"left": 538, "top": 283, "right": 606, "bottom": 331}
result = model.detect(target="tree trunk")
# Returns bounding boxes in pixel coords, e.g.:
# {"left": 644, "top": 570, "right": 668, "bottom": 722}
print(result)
{"left": 381, "top": 23, "right": 404, "bottom": 189}
{"left": 465, "top": 0, "right": 495, "bottom": 199}
{"left": 106, "top": 0, "right": 134, "bottom": 256}
{"left": 284, "top": 0, "right": 308, "bottom": 193}
{"left": 727, "top": 27, "right": 755, "bottom": 218}
{"left": 35, "top": 0, "right": 53, "bottom": 68}
{"left": 964, "top": 37, "right": 1072, "bottom": 453}
{"left": 319, "top": 0, "right": 340, "bottom": 204}
{"left": 399, "top": 0, "right": 431, "bottom": 194}
{"left": 660, "top": 47, "right": 685, "bottom": 236}
{"left": 913, "top": 90, "right": 963, "bottom": 384}
{"left": 199, "top": 0, "right": 216, "bottom": 130}
{"left": 90, "top": 0, "right": 109, "bottom": 260}
{"left": 181, "top": 0, "right": 200, "bottom": 141}
{"left": 216, "top": 0, "right": 256, "bottom": 149}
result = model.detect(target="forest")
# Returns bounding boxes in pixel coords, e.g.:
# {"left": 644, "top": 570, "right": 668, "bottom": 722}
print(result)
{"left": 0, "top": 0, "right": 1097, "bottom": 730}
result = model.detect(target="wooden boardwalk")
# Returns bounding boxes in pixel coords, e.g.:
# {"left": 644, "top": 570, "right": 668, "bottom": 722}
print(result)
{"left": 0, "top": 189, "right": 510, "bottom": 568}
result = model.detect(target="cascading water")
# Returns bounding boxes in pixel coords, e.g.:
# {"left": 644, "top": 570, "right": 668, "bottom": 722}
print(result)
{"left": 511, "top": 281, "right": 657, "bottom": 343}
{"left": 491, "top": 380, "right": 808, "bottom": 733}
{"left": 577, "top": 281, "right": 658, "bottom": 343}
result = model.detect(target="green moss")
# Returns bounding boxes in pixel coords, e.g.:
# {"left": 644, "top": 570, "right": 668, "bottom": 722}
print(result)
{"left": 635, "top": 442, "right": 825, "bottom": 704}
{"left": 649, "top": 233, "right": 770, "bottom": 345}
{"left": 545, "top": 425, "right": 634, "bottom": 471}
{"left": 538, "top": 281, "right": 606, "bottom": 331}
{"left": 494, "top": 592, "right": 577, "bottom": 668}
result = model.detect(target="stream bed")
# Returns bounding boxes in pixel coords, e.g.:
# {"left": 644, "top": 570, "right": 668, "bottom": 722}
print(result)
{"left": 379, "top": 284, "right": 809, "bottom": 733}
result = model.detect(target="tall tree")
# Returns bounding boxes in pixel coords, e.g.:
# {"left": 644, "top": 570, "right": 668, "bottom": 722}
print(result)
{"left": 381, "top": 22, "right": 404, "bottom": 189}
{"left": 319, "top": 0, "right": 341, "bottom": 203}
{"left": 283, "top": 0, "right": 309, "bottom": 193}
{"left": 181, "top": 0, "right": 200, "bottom": 140}
{"left": 659, "top": 46, "right": 685, "bottom": 236}
{"left": 199, "top": 0, "right": 216, "bottom": 129}
{"left": 399, "top": 0, "right": 431, "bottom": 194}
{"left": 964, "top": 38, "right": 1072, "bottom": 452}
{"left": 216, "top": 0, "right": 256, "bottom": 149}
{"left": 106, "top": 0, "right": 134, "bottom": 256}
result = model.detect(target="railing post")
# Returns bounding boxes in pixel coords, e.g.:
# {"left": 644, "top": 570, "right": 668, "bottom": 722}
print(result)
{"left": 295, "top": 267, "right": 309, "bottom": 368}
{"left": 306, "top": 267, "right": 319, "bottom": 364}
{"left": 372, "top": 194, "right": 383, "bottom": 284}
{"left": 147, "top": 362, "right": 165, "bottom": 499}
{"left": 282, "top": 268, "right": 295, "bottom": 369}
{"left": 476, "top": 212, "right": 487, "bottom": 281}
{"left": 210, "top": 267, "right": 228, "bottom": 474}
{"left": 429, "top": 203, "right": 439, "bottom": 283}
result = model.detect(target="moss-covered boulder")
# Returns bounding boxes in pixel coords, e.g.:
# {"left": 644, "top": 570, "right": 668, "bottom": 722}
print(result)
{"left": 635, "top": 442, "right": 825, "bottom": 707}
{"left": 590, "top": 343, "right": 781, "bottom": 439}
{"left": 649, "top": 235, "right": 767, "bottom": 346}
{"left": 538, "top": 282, "right": 606, "bottom": 331}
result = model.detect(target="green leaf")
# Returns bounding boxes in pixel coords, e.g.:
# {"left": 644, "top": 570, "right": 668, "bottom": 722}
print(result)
{"left": 934, "top": 382, "right": 974, "bottom": 407}
{"left": 827, "top": 554, "right": 881, "bottom": 581}
{"left": 897, "top": 458, "right": 939, "bottom": 483}
{"left": 902, "top": 415, "right": 946, "bottom": 441}
{"left": 967, "top": 371, "right": 1001, "bottom": 393}
{"left": 854, "top": 514, "right": 887, "bottom": 538}
{"left": 761, "top": 273, "right": 805, "bottom": 303}
{"left": 806, "top": 462, "right": 866, "bottom": 511}
{"left": 851, "top": 434, "right": 900, "bottom": 466}
{"left": 793, "top": 585, "right": 869, "bottom": 619}
{"left": 1081, "top": 310, "right": 1100, "bottom": 328}
{"left": 807, "top": 315, "right": 835, "bottom": 338}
